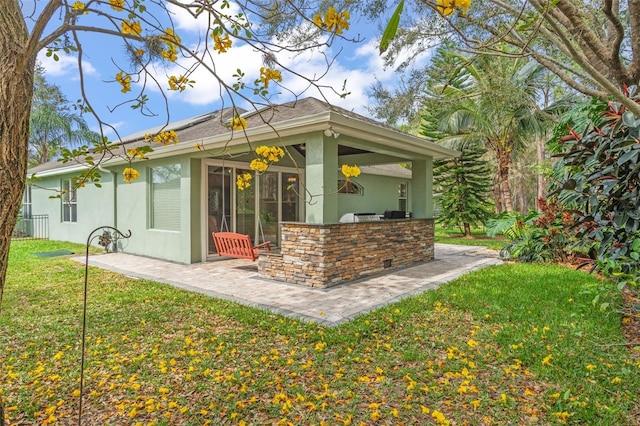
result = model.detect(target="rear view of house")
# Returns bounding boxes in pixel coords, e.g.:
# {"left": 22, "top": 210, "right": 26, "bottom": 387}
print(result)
{"left": 27, "top": 98, "right": 457, "bottom": 286}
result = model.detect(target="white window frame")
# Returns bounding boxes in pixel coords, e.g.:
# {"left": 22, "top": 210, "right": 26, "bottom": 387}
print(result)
{"left": 61, "top": 179, "right": 77, "bottom": 223}
{"left": 398, "top": 181, "right": 408, "bottom": 212}
{"left": 149, "top": 163, "right": 182, "bottom": 231}
{"left": 22, "top": 185, "right": 32, "bottom": 218}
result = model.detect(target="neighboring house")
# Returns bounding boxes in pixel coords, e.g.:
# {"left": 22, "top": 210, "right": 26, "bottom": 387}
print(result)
{"left": 27, "top": 98, "right": 457, "bottom": 285}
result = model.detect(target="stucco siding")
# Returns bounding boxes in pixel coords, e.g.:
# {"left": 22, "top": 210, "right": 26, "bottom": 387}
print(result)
{"left": 337, "top": 172, "right": 410, "bottom": 219}
{"left": 30, "top": 172, "right": 116, "bottom": 245}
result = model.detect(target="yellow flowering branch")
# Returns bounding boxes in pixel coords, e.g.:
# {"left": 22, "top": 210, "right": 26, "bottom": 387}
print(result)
{"left": 144, "top": 130, "right": 178, "bottom": 145}
{"left": 212, "top": 33, "right": 233, "bottom": 53}
{"left": 313, "top": 7, "right": 350, "bottom": 34}
{"left": 436, "top": 0, "right": 471, "bottom": 16}
{"left": 115, "top": 71, "right": 131, "bottom": 93}
{"left": 341, "top": 164, "right": 361, "bottom": 181}
{"left": 236, "top": 172, "right": 252, "bottom": 190}
{"left": 230, "top": 115, "right": 248, "bottom": 131}
{"left": 168, "top": 75, "right": 195, "bottom": 92}
{"left": 123, "top": 167, "right": 140, "bottom": 183}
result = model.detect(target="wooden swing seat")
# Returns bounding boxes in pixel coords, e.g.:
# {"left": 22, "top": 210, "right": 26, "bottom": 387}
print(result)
{"left": 212, "top": 232, "right": 271, "bottom": 261}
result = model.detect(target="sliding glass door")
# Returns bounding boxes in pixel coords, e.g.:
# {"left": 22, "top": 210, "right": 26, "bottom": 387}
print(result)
{"left": 207, "top": 163, "right": 300, "bottom": 256}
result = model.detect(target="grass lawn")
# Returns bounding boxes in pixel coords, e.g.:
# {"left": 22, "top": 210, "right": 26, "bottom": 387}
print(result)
{"left": 1, "top": 240, "right": 639, "bottom": 425}
{"left": 434, "top": 225, "right": 506, "bottom": 251}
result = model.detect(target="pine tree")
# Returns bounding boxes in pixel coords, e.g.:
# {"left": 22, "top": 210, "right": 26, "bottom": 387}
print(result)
{"left": 433, "top": 141, "right": 494, "bottom": 237}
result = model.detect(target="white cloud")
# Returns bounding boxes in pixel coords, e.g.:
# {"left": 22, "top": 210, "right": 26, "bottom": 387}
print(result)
{"left": 167, "top": 1, "right": 242, "bottom": 36}
{"left": 91, "top": 121, "right": 126, "bottom": 139}
{"left": 139, "top": 12, "right": 424, "bottom": 118}
{"left": 37, "top": 51, "right": 97, "bottom": 78}
{"left": 147, "top": 37, "right": 389, "bottom": 117}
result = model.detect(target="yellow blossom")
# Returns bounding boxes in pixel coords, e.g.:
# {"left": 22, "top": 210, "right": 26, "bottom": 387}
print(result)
{"left": 250, "top": 159, "right": 268, "bottom": 173}
{"left": 168, "top": 75, "right": 193, "bottom": 92}
{"left": 145, "top": 130, "right": 178, "bottom": 145}
{"left": 259, "top": 67, "right": 283, "bottom": 89}
{"left": 586, "top": 364, "right": 597, "bottom": 371}
{"left": 341, "top": 164, "right": 361, "bottom": 180}
{"left": 230, "top": 116, "right": 248, "bottom": 131}
{"left": 436, "top": 0, "right": 470, "bottom": 16}
{"left": 71, "top": 1, "right": 88, "bottom": 13}
{"left": 432, "top": 409, "right": 450, "bottom": 425}
{"left": 115, "top": 71, "right": 131, "bottom": 93}
{"left": 314, "top": 7, "right": 350, "bottom": 34}
{"left": 542, "top": 354, "right": 553, "bottom": 366}
{"left": 121, "top": 20, "right": 142, "bottom": 36}
{"left": 255, "top": 145, "right": 285, "bottom": 162}
{"left": 109, "top": 0, "right": 125, "bottom": 11}
{"left": 127, "top": 148, "right": 146, "bottom": 159}
{"left": 123, "top": 167, "right": 140, "bottom": 183}
{"left": 212, "top": 34, "right": 233, "bottom": 53}
{"left": 236, "top": 173, "right": 252, "bottom": 190}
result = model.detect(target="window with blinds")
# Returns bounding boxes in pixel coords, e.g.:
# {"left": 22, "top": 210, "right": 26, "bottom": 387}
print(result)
{"left": 149, "top": 164, "right": 181, "bottom": 231}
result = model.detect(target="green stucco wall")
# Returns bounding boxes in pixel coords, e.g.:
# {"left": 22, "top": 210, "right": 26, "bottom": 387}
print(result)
{"left": 30, "top": 154, "right": 196, "bottom": 264}
{"left": 337, "top": 173, "right": 411, "bottom": 219}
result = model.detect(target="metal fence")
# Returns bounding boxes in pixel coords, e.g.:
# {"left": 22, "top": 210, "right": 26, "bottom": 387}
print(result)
{"left": 11, "top": 214, "right": 49, "bottom": 240}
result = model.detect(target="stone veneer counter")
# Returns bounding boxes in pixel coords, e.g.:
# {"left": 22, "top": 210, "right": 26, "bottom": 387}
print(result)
{"left": 258, "top": 219, "right": 434, "bottom": 288}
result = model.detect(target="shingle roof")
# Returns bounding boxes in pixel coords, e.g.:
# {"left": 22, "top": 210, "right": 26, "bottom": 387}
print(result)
{"left": 27, "top": 97, "right": 446, "bottom": 175}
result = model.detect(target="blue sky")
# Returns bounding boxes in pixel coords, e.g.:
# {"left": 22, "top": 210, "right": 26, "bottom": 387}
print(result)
{"left": 35, "top": 3, "right": 430, "bottom": 140}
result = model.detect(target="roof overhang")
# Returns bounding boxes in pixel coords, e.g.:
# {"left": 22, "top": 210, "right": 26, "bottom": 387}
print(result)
{"left": 29, "top": 109, "right": 459, "bottom": 177}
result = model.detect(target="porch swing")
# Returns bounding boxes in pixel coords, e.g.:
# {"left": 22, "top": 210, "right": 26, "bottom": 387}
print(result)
{"left": 211, "top": 166, "right": 271, "bottom": 261}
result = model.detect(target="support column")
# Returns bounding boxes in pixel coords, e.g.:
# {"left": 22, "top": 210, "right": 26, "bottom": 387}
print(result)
{"left": 305, "top": 133, "right": 338, "bottom": 224}
{"left": 411, "top": 158, "right": 433, "bottom": 218}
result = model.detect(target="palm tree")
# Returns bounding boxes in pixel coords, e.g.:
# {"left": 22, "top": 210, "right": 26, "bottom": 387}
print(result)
{"left": 423, "top": 49, "right": 547, "bottom": 212}
{"left": 28, "top": 67, "right": 98, "bottom": 166}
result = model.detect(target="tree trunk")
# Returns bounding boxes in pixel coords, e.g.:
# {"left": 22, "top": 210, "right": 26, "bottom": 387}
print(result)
{"left": 463, "top": 222, "right": 471, "bottom": 237}
{"left": 497, "top": 151, "right": 513, "bottom": 212}
{"left": 1, "top": 0, "right": 34, "bottom": 309}
{"left": 1, "top": 5, "right": 34, "bottom": 424}
{"left": 536, "top": 137, "right": 546, "bottom": 208}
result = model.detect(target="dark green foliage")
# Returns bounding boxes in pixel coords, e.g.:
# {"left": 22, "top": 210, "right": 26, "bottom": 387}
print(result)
{"left": 487, "top": 198, "right": 576, "bottom": 262}
{"left": 29, "top": 66, "right": 98, "bottom": 166}
{"left": 553, "top": 86, "right": 640, "bottom": 286}
{"left": 433, "top": 142, "right": 493, "bottom": 236}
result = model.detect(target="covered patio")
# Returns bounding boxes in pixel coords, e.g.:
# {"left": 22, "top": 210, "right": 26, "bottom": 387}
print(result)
{"left": 79, "top": 244, "right": 501, "bottom": 326}
{"left": 194, "top": 98, "right": 460, "bottom": 287}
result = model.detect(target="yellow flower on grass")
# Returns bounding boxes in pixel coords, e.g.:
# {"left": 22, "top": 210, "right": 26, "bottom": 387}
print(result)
{"left": 212, "top": 34, "right": 233, "bottom": 53}
{"left": 259, "top": 67, "right": 282, "bottom": 89}
{"left": 341, "top": 164, "right": 361, "bottom": 180}
{"left": 123, "top": 167, "right": 140, "bottom": 183}
{"left": 109, "top": 0, "right": 125, "bottom": 11}
{"left": 230, "top": 116, "right": 248, "bottom": 131}
{"left": 237, "top": 173, "right": 252, "bottom": 190}
{"left": 586, "top": 364, "right": 597, "bottom": 371}
{"left": 121, "top": 20, "right": 142, "bottom": 36}
{"left": 115, "top": 71, "right": 131, "bottom": 93}
{"left": 542, "top": 354, "right": 553, "bottom": 366}
{"left": 432, "top": 409, "right": 450, "bottom": 425}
